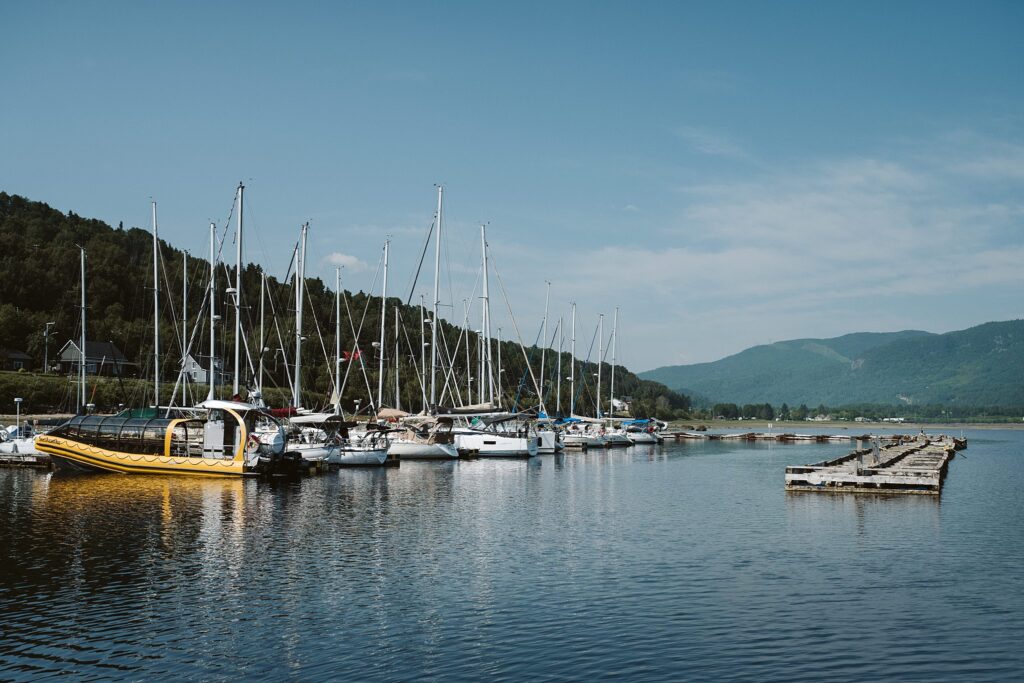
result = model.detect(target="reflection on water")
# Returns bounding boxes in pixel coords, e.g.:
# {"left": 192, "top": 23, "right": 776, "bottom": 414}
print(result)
{"left": 1, "top": 429, "right": 1023, "bottom": 681}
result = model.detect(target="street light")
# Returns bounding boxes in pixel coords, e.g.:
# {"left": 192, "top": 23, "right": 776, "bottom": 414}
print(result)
{"left": 14, "top": 398, "right": 23, "bottom": 438}
{"left": 43, "top": 322, "right": 55, "bottom": 373}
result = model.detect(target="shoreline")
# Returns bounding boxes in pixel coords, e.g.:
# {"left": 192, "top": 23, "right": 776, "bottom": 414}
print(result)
{"left": 672, "top": 419, "right": 1023, "bottom": 431}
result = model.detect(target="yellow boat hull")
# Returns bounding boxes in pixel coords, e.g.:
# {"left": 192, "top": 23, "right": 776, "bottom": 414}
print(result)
{"left": 35, "top": 435, "right": 245, "bottom": 477}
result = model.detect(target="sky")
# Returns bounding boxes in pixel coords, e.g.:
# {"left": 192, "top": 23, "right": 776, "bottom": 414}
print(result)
{"left": 2, "top": 1, "right": 1022, "bottom": 372}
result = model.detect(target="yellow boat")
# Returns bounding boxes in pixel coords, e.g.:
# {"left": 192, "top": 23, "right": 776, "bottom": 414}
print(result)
{"left": 35, "top": 400, "right": 291, "bottom": 477}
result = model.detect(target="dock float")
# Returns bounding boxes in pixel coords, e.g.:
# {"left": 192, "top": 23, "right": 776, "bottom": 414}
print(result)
{"left": 0, "top": 452, "right": 52, "bottom": 470}
{"left": 784, "top": 435, "right": 966, "bottom": 495}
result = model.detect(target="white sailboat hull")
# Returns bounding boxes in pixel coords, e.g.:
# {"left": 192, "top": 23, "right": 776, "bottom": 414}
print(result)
{"left": 388, "top": 440, "right": 458, "bottom": 460}
{"left": 327, "top": 447, "right": 390, "bottom": 466}
{"left": 563, "top": 433, "right": 604, "bottom": 449}
{"left": 626, "top": 431, "right": 658, "bottom": 445}
{"left": 536, "top": 430, "right": 561, "bottom": 454}
{"left": 604, "top": 432, "right": 632, "bottom": 447}
{"left": 454, "top": 430, "right": 538, "bottom": 457}
{"left": 0, "top": 438, "right": 43, "bottom": 456}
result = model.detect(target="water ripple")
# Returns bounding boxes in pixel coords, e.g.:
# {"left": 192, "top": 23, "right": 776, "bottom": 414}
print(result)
{"left": 1, "top": 429, "right": 1023, "bottom": 680}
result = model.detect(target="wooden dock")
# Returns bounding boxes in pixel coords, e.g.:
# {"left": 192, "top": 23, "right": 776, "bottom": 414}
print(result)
{"left": 663, "top": 430, "right": 908, "bottom": 443}
{"left": 0, "top": 451, "right": 52, "bottom": 470}
{"left": 784, "top": 435, "right": 965, "bottom": 495}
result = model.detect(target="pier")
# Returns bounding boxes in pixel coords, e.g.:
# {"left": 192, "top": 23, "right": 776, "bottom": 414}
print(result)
{"left": 784, "top": 435, "right": 966, "bottom": 495}
{"left": 0, "top": 451, "right": 52, "bottom": 470}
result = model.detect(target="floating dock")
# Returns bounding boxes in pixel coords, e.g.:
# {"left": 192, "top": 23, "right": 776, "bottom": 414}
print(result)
{"left": 784, "top": 435, "right": 966, "bottom": 495}
{"left": 664, "top": 430, "right": 909, "bottom": 443}
{"left": 0, "top": 451, "right": 52, "bottom": 470}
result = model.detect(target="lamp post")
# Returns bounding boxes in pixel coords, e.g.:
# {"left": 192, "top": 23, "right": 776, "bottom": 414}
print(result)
{"left": 14, "top": 398, "right": 23, "bottom": 438}
{"left": 43, "top": 322, "right": 55, "bottom": 373}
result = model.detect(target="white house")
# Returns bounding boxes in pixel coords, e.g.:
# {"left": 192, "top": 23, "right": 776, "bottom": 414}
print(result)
{"left": 182, "top": 353, "right": 223, "bottom": 384}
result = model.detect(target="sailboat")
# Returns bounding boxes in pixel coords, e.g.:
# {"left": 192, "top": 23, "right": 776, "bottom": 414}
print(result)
{"left": 385, "top": 415, "right": 458, "bottom": 460}
{"left": 602, "top": 307, "right": 632, "bottom": 447}
{"left": 274, "top": 230, "right": 392, "bottom": 467}
{"left": 447, "top": 222, "right": 538, "bottom": 457}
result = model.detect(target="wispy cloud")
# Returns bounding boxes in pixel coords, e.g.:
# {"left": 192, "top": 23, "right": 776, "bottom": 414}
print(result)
{"left": 672, "top": 125, "right": 749, "bottom": 159}
{"left": 679, "top": 68, "right": 740, "bottom": 94}
{"left": 547, "top": 130, "right": 1024, "bottom": 368}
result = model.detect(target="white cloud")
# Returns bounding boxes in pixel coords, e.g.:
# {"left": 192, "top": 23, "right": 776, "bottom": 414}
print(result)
{"left": 324, "top": 252, "right": 369, "bottom": 272}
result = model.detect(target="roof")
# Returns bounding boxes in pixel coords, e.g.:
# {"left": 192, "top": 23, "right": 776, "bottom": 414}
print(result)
{"left": 58, "top": 340, "right": 129, "bottom": 362}
{"left": 184, "top": 353, "right": 221, "bottom": 371}
{"left": 0, "top": 349, "right": 32, "bottom": 360}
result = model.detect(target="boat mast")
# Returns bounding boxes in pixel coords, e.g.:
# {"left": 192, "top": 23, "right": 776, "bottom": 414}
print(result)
{"left": 207, "top": 223, "right": 216, "bottom": 401}
{"left": 430, "top": 185, "right": 442, "bottom": 409}
{"left": 232, "top": 182, "right": 243, "bottom": 397}
{"left": 79, "top": 246, "right": 86, "bottom": 411}
{"left": 394, "top": 306, "right": 400, "bottom": 410}
{"left": 258, "top": 271, "right": 266, "bottom": 397}
{"left": 377, "top": 239, "right": 389, "bottom": 412}
{"left": 610, "top": 306, "right": 618, "bottom": 418}
{"left": 597, "top": 313, "right": 604, "bottom": 418}
{"left": 180, "top": 250, "right": 188, "bottom": 407}
{"left": 151, "top": 201, "right": 160, "bottom": 408}
{"left": 496, "top": 327, "right": 503, "bottom": 407}
{"left": 463, "top": 299, "right": 470, "bottom": 402}
{"left": 293, "top": 222, "right": 307, "bottom": 409}
{"left": 540, "top": 280, "right": 549, "bottom": 410}
{"left": 570, "top": 302, "right": 576, "bottom": 416}
{"left": 481, "top": 224, "right": 493, "bottom": 405}
{"left": 420, "top": 294, "right": 427, "bottom": 411}
{"left": 556, "top": 317, "right": 563, "bottom": 416}
{"left": 334, "top": 267, "right": 342, "bottom": 415}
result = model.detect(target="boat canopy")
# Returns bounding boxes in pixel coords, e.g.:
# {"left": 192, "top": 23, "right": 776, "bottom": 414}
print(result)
{"left": 376, "top": 407, "right": 411, "bottom": 419}
{"left": 197, "top": 399, "right": 264, "bottom": 413}
{"left": 289, "top": 412, "right": 350, "bottom": 426}
{"left": 51, "top": 414, "right": 182, "bottom": 455}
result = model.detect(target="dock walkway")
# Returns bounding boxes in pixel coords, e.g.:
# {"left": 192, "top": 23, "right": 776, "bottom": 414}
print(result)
{"left": 784, "top": 435, "right": 965, "bottom": 495}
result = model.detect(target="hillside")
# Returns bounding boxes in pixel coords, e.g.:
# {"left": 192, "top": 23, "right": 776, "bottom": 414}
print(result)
{"left": 0, "top": 192, "right": 688, "bottom": 417}
{"left": 641, "top": 322, "right": 1024, "bottom": 407}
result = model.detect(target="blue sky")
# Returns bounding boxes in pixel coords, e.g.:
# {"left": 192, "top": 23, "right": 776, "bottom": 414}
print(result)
{"left": 3, "top": 1, "right": 1022, "bottom": 371}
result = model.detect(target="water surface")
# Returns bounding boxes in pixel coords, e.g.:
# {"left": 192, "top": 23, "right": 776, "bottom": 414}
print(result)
{"left": 2, "top": 429, "right": 1022, "bottom": 681}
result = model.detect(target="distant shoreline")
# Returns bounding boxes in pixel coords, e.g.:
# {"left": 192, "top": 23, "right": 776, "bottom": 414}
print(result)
{"left": 680, "top": 419, "right": 1023, "bottom": 431}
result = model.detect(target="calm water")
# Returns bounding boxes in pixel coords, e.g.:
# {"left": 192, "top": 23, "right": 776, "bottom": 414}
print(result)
{"left": 2, "top": 429, "right": 1023, "bottom": 681}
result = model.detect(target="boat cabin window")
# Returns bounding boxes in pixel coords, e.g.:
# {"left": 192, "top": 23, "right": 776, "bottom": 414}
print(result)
{"left": 54, "top": 415, "right": 170, "bottom": 455}
{"left": 170, "top": 420, "right": 206, "bottom": 458}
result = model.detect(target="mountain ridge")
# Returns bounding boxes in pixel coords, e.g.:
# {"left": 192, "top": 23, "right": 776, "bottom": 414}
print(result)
{"left": 640, "top": 322, "right": 1023, "bottom": 407}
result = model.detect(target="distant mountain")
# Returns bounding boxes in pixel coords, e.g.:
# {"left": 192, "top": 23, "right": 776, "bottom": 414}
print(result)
{"left": 640, "top": 321, "right": 1024, "bottom": 407}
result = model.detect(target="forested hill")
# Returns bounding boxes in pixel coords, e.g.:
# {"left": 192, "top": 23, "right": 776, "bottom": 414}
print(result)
{"left": 0, "top": 192, "right": 689, "bottom": 417}
{"left": 640, "top": 321, "right": 1024, "bottom": 407}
